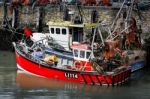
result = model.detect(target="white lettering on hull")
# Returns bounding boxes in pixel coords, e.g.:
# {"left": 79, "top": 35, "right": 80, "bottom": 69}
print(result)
{"left": 65, "top": 73, "right": 78, "bottom": 78}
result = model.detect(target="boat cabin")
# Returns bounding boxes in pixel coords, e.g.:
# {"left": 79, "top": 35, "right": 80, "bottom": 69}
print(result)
{"left": 71, "top": 43, "right": 92, "bottom": 71}
{"left": 47, "top": 21, "right": 96, "bottom": 51}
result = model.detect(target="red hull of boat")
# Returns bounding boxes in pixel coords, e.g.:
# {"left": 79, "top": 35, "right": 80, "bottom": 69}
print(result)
{"left": 15, "top": 51, "right": 131, "bottom": 86}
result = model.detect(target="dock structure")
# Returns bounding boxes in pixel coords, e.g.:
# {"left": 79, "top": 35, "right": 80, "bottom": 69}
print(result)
{"left": 0, "top": 0, "right": 150, "bottom": 51}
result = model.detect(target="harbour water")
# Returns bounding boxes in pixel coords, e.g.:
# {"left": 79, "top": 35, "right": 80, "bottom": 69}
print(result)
{"left": 0, "top": 51, "right": 150, "bottom": 99}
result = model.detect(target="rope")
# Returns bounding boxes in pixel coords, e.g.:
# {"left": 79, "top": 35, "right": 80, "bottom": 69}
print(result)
{"left": 125, "top": 0, "right": 135, "bottom": 33}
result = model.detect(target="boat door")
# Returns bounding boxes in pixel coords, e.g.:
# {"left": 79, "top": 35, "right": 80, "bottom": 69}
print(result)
{"left": 72, "top": 27, "right": 83, "bottom": 42}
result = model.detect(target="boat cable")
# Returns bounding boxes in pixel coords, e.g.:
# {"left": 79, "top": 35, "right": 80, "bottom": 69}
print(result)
{"left": 106, "top": 0, "right": 135, "bottom": 41}
{"left": 111, "top": 0, "right": 127, "bottom": 30}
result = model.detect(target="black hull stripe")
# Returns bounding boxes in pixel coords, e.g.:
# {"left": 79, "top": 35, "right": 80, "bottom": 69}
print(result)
{"left": 88, "top": 75, "right": 95, "bottom": 85}
{"left": 81, "top": 74, "right": 87, "bottom": 84}
{"left": 96, "top": 75, "right": 102, "bottom": 86}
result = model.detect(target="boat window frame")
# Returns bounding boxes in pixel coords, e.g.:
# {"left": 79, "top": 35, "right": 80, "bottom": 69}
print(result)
{"left": 62, "top": 28, "right": 67, "bottom": 35}
{"left": 86, "top": 51, "right": 91, "bottom": 59}
{"left": 51, "top": 28, "right": 54, "bottom": 34}
{"left": 80, "top": 50, "right": 85, "bottom": 59}
{"left": 74, "top": 49, "right": 79, "bottom": 58}
{"left": 73, "top": 48, "right": 91, "bottom": 60}
{"left": 56, "top": 28, "right": 60, "bottom": 34}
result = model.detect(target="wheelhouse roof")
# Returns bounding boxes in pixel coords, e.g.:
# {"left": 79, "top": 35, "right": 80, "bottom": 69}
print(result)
{"left": 71, "top": 43, "right": 91, "bottom": 52}
{"left": 47, "top": 20, "right": 97, "bottom": 28}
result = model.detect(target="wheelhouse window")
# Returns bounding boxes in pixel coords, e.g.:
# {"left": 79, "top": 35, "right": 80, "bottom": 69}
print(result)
{"left": 74, "top": 49, "right": 78, "bottom": 57}
{"left": 56, "top": 28, "right": 60, "bottom": 34}
{"left": 62, "top": 28, "right": 67, "bottom": 35}
{"left": 51, "top": 28, "right": 54, "bottom": 34}
{"left": 86, "top": 52, "right": 91, "bottom": 59}
{"left": 80, "top": 50, "right": 85, "bottom": 58}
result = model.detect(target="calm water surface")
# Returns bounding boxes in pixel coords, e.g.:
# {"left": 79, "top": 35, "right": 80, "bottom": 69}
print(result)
{"left": 0, "top": 51, "right": 150, "bottom": 99}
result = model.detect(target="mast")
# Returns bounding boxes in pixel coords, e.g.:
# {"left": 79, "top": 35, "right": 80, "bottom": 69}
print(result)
{"left": 125, "top": 0, "right": 135, "bottom": 33}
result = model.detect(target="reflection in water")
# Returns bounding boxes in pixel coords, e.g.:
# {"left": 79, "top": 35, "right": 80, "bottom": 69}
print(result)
{"left": 16, "top": 70, "right": 84, "bottom": 89}
{"left": 130, "top": 70, "right": 144, "bottom": 80}
{"left": 16, "top": 70, "right": 110, "bottom": 91}
{"left": 15, "top": 70, "right": 150, "bottom": 99}
{"left": 15, "top": 70, "right": 114, "bottom": 99}
{"left": 0, "top": 51, "right": 150, "bottom": 99}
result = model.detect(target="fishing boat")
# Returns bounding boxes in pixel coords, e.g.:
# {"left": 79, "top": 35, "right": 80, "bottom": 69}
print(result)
{"left": 13, "top": 43, "right": 131, "bottom": 86}
{"left": 13, "top": 19, "right": 131, "bottom": 86}
{"left": 13, "top": 0, "right": 146, "bottom": 86}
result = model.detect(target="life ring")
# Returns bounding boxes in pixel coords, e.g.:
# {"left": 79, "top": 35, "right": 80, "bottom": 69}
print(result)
{"left": 74, "top": 61, "right": 83, "bottom": 71}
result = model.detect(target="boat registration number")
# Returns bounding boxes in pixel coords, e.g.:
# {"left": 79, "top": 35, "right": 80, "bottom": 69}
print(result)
{"left": 65, "top": 73, "right": 78, "bottom": 78}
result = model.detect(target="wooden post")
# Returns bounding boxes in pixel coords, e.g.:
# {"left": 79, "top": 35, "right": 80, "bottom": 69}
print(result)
{"left": 2, "top": 0, "right": 8, "bottom": 28}
{"left": 36, "top": 7, "right": 45, "bottom": 32}
{"left": 12, "top": 6, "right": 19, "bottom": 29}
